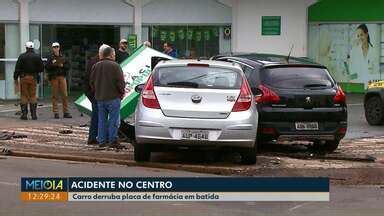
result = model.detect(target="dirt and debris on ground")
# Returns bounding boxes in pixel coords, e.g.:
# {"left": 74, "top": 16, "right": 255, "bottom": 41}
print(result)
{"left": 0, "top": 131, "right": 27, "bottom": 140}
{"left": 0, "top": 124, "right": 383, "bottom": 185}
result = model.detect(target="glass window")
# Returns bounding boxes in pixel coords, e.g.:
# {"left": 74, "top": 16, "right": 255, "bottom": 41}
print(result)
{"left": 41, "top": 24, "right": 120, "bottom": 93}
{"left": 154, "top": 66, "right": 242, "bottom": 89}
{"left": 262, "top": 67, "right": 335, "bottom": 89}
{"left": 149, "top": 26, "right": 222, "bottom": 59}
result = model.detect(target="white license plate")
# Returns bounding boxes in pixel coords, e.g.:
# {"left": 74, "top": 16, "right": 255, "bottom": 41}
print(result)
{"left": 295, "top": 122, "right": 319, "bottom": 130}
{"left": 181, "top": 130, "right": 209, "bottom": 140}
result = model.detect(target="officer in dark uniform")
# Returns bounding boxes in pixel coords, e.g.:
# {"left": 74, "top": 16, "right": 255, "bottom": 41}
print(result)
{"left": 45, "top": 42, "right": 72, "bottom": 119}
{"left": 14, "top": 41, "right": 44, "bottom": 120}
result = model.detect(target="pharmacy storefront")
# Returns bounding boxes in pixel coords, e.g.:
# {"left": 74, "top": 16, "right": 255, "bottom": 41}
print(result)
{"left": 308, "top": 0, "right": 384, "bottom": 93}
{"left": 1, "top": 0, "right": 314, "bottom": 100}
{"left": 0, "top": 0, "right": 232, "bottom": 100}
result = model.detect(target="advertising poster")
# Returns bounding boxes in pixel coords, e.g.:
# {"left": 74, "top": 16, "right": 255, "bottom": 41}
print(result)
{"left": 309, "top": 23, "right": 382, "bottom": 91}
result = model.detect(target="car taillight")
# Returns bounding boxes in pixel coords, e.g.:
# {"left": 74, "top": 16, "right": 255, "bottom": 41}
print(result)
{"left": 333, "top": 86, "right": 346, "bottom": 104}
{"left": 255, "top": 84, "right": 280, "bottom": 104}
{"left": 232, "top": 78, "right": 252, "bottom": 112}
{"left": 261, "top": 127, "right": 276, "bottom": 135}
{"left": 187, "top": 63, "right": 209, "bottom": 67}
{"left": 338, "top": 127, "right": 347, "bottom": 134}
{"left": 142, "top": 75, "right": 161, "bottom": 109}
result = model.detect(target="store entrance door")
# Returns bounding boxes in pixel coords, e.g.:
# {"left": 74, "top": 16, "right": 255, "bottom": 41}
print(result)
{"left": 41, "top": 24, "right": 120, "bottom": 98}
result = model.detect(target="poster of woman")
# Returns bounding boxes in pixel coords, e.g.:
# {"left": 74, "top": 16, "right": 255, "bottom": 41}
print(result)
{"left": 347, "top": 24, "right": 380, "bottom": 88}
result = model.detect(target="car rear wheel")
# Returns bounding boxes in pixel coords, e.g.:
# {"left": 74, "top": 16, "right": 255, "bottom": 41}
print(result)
{"left": 133, "top": 142, "right": 151, "bottom": 162}
{"left": 313, "top": 140, "right": 340, "bottom": 153}
{"left": 365, "top": 96, "right": 384, "bottom": 125}
{"left": 240, "top": 143, "right": 257, "bottom": 165}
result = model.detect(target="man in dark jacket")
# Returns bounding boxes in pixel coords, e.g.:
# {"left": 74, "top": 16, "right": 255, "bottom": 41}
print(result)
{"left": 14, "top": 41, "right": 44, "bottom": 120}
{"left": 83, "top": 44, "right": 109, "bottom": 145}
{"left": 90, "top": 46, "right": 125, "bottom": 148}
{"left": 115, "top": 39, "right": 129, "bottom": 64}
{"left": 45, "top": 42, "right": 72, "bottom": 119}
{"left": 163, "top": 42, "right": 177, "bottom": 58}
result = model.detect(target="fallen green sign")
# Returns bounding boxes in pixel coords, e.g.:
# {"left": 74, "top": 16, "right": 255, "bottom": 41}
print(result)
{"left": 74, "top": 45, "right": 173, "bottom": 119}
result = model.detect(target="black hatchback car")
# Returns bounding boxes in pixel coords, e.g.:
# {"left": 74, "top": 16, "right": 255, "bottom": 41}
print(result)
{"left": 214, "top": 54, "right": 348, "bottom": 152}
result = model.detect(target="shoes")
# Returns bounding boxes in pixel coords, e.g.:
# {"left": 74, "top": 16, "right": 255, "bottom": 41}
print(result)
{"left": 99, "top": 143, "right": 108, "bottom": 148}
{"left": 54, "top": 113, "right": 59, "bottom": 119}
{"left": 30, "top": 103, "right": 37, "bottom": 120}
{"left": 109, "top": 141, "right": 124, "bottom": 149}
{"left": 20, "top": 104, "right": 28, "bottom": 120}
{"left": 54, "top": 113, "right": 72, "bottom": 119}
{"left": 63, "top": 113, "right": 72, "bottom": 118}
{"left": 87, "top": 139, "right": 98, "bottom": 145}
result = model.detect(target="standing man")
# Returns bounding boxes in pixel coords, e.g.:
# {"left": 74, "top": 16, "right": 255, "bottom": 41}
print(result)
{"left": 163, "top": 42, "right": 177, "bottom": 58}
{"left": 83, "top": 44, "right": 109, "bottom": 145}
{"left": 45, "top": 42, "right": 72, "bottom": 119}
{"left": 14, "top": 41, "right": 44, "bottom": 120}
{"left": 115, "top": 39, "right": 129, "bottom": 64}
{"left": 90, "top": 46, "right": 125, "bottom": 148}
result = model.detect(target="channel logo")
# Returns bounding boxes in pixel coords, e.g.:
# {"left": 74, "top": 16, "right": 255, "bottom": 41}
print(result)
{"left": 21, "top": 178, "right": 67, "bottom": 192}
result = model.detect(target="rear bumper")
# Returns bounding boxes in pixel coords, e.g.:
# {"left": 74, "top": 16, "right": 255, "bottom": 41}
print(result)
{"left": 259, "top": 121, "right": 347, "bottom": 141}
{"left": 135, "top": 104, "right": 258, "bottom": 148}
{"left": 257, "top": 106, "right": 347, "bottom": 141}
{"left": 136, "top": 138, "right": 255, "bottom": 148}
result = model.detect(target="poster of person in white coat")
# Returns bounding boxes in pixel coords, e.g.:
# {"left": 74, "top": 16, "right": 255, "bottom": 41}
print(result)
{"left": 347, "top": 24, "right": 380, "bottom": 88}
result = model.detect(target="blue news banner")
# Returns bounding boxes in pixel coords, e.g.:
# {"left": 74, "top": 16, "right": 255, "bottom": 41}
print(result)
{"left": 20, "top": 177, "right": 329, "bottom": 202}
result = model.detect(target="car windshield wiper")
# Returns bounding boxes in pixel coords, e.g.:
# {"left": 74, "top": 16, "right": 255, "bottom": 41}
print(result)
{"left": 166, "top": 81, "right": 199, "bottom": 88}
{"left": 177, "top": 71, "right": 235, "bottom": 83}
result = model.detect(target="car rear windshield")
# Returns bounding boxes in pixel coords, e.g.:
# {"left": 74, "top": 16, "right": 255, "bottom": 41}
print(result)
{"left": 262, "top": 67, "right": 335, "bottom": 89}
{"left": 153, "top": 66, "right": 242, "bottom": 89}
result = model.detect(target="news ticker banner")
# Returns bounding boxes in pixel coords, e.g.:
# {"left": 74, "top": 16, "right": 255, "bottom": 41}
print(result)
{"left": 20, "top": 177, "right": 329, "bottom": 202}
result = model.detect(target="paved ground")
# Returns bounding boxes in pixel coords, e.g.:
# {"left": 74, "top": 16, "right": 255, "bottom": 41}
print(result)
{"left": 0, "top": 157, "right": 383, "bottom": 216}
{"left": 0, "top": 94, "right": 384, "bottom": 185}
{"left": 0, "top": 93, "right": 382, "bottom": 138}
{"left": 345, "top": 94, "right": 384, "bottom": 139}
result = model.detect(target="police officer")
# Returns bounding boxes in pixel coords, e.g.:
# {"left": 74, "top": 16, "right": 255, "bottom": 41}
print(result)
{"left": 45, "top": 42, "right": 72, "bottom": 119}
{"left": 14, "top": 41, "right": 44, "bottom": 120}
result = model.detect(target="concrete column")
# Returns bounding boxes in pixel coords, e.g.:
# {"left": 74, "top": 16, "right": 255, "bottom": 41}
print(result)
{"left": 133, "top": 0, "right": 142, "bottom": 45}
{"left": 124, "top": 0, "right": 153, "bottom": 46}
{"left": 17, "top": 0, "right": 31, "bottom": 53}
{"left": 231, "top": 0, "right": 239, "bottom": 52}
{"left": 217, "top": 0, "right": 237, "bottom": 52}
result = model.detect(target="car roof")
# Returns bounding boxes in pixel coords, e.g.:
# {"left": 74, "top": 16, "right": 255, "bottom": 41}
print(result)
{"left": 214, "top": 53, "right": 325, "bottom": 68}
{"left": 155, "top": 59, "right": 242, "bottom": 70}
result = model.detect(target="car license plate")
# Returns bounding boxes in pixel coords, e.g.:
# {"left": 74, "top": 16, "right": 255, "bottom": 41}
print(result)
{"left": 181, "top": 130, "right": 209, "bottom": 140}
{"left": 295, "top": 122, "right": 319, "bottom": 130}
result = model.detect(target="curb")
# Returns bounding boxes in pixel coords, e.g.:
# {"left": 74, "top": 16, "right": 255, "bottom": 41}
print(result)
{"left": 4, "top": 150, "right": 384, "bottom": 185}
{"left": 6, "top": 150, "right": 244, "bottom": 176}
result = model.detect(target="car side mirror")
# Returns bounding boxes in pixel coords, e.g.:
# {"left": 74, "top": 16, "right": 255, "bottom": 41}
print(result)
{"left": 135, "top": 84, "right": 145, "bottom": 93}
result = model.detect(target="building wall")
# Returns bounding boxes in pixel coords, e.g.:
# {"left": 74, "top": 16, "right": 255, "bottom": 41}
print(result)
{"left": 143, "top": 0, "right": 231, "bottom": 24}
{"left": 0, "top": 1, "right": 18, "bottom": 22}
{"left": 234, "top": 0, "right": 315, "bottom": 56}
{"left": 29, "top": 0, "right": 134, "bottom": 24}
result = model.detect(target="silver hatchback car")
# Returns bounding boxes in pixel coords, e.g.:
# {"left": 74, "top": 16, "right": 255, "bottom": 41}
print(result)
{"left": 134, "top": 59, "right": 258, "bottom": 164}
